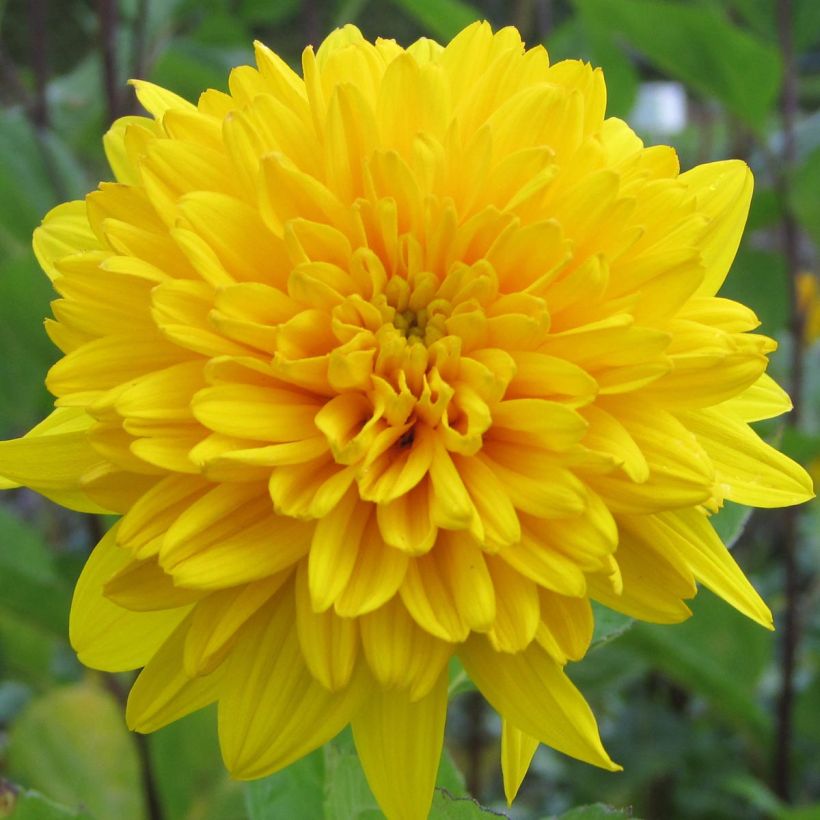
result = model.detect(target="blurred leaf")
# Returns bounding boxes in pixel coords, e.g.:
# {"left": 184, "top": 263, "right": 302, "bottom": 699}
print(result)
{"left": 448, "top": 657, "right": 476, "bottom": 699}
{"left": 387, "top": 0, "right": 481, "bottom": 41}
{"left": 0, "top": 611, "right": 64, "bottom": 688}
{"left": 722, "top": 248, "right": 789, "bottom": 335}
{"left": 575, "top": 8, "right": 638, "bottom": 117}
{"left": 779, "top": 427, "right": 820, "bottom": 466}
{"left": 791, "top": 145, "right": 820, "bottom": 250}
{"left": 0, "top": 113, "right": 56, "bottom": 254}
{"left": 551, "top": 804, "right": 637, "bottom": 819}
{"left": 590, "top": 604, "right": 633, "bottom": 650}
{"left": 0, "top": 784, "right": 93, "bottom": 819}
{"left": 0, "top": 681, "right": 31, "bottom": 723}
{"left": 0, "top": 506, "right": 72, "bottom": 635}
{"left": 746, "top": 187, "right": 782, "bottom": 232}
{"left": 621, "top": 590, "right": 771, "bottom": 743}
{"left": 429, "top": 791, "right": 501, "bottom": 818}
{"left": 333, "top": 0, "right": 372, "bottom": 27}
{"left": 0, "top": 253, "right": 57, "bottom": 434}
{"left": 149, "top": 706, "right": 244, "bottom": 820}
{"left": 573, "top": 0, "right": 781, "bottom": 128}
{"left": 245, "top": 748, "right": 326, "bottom": 820}
{"left": 240, "top": 0, "right": 300, "bottom": 26}
{"left": 323, "top": 734, "right": 381, "bottom": 820}
{"left": 711, "top": 501, "right": 754, "bottom": 549}
{"left": 149, "top": 39, "right": 245, "bottom": 102}
{"left": 794, "top": 0, "right": 820, "bottom": 51}
{"left": 7, "top": 681, "right": 146, "bottom": 820}
{"left": 247, "top": 730, "right": 472, "bottom": 820}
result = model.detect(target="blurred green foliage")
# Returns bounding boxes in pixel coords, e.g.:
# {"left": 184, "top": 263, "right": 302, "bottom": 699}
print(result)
{"left": 1, "top": 0, "right": 819, "bottom": 818}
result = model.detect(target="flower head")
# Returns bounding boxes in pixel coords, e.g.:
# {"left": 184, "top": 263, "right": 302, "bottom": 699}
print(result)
{"left": 0, "top": 21, "right": 813, "bottom": 818}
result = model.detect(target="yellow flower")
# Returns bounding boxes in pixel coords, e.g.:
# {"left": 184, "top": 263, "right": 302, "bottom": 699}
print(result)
{"left": 0, "top": 21, "right": 813, "bottom": 818}
{"left": 797, "top": 271, "right": 820, "bottom": 344}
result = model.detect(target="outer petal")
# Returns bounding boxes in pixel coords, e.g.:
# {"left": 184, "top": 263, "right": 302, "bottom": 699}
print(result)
{"left": 32, "top": 200, "right": 101, "bottom": 280}
{"left": 70, "top": 525, "right": 190, "bottom": 671}
{"left": 352, "top": 669, "right": 448, "bottom": 820}
{"left": 459, "top": 635, "right": 620, "bottom": 771}
{"left": 0, "top": 407, "right": 109, "bottom": 513}
{"left": 501, "top": 720, "right": 539, "bottom": 805}
{"left": 683, "top": 160, "right": 753, "bottom": 297}
{"left": 126, "top": 615, "right": 224, "bottom": 733}
{"left": 218, "top": 584, "right": 367, "bottom": 779}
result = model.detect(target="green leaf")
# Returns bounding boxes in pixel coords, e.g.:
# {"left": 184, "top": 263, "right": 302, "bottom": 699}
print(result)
{"left": 721, "top": 247, "right": 789, "bottom": 335}
{"left": 448, "top": 657, "right": 476, "bottom": 699}
{"left": 323, "top": 734, "right": 381, "bottom": 820}
{"left": 6, "top": 681, "right": 146, "bottom": 820}
{"left": 791, "top": 145, "right": 820, "bottom": 250}
{"left": 620, "top": 590, "right": 772, "bottom": 743}
{"left": 575, "top": 8, "right": 639, "bottom": 117}
{"left": 590, "top": 603, "right": 633, "bottom": 650}
{"left": 430, "top": 791, "right": 502, "bottom": 818}
{"left": 245, "top": 749, "right": 326, "bottom": 820}
{"left": 149, "top": 706, "right": 244, "bottom": 820}
{"left": 711, "top": 501, "right": 754, "bottom": 549}
{"left": 386, "top": 0, "right": 481, "bottom": 41}
{"left": 0, "top": 506, "right": 72, "bottom": 635}
{"left": 552, "top": 804, "right": 637, "bottom": 819}
{"left": 0, "top": 785, "right": 93, "bottom": 819}
{"left": 572, "top": 0, "right": 781, "bottom": 128}
{"left": 551, "top": 804, "right": 638, "bottom": 819}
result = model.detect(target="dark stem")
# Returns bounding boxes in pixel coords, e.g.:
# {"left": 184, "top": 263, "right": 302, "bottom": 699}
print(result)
{"left": 130, "top": 0, "right": 150, "bottom": 112}
{"left": 28, "top": 0, "right": 49, "bottom": 128}
{"left": 773, "top": 0, "right": 804, "bottom": 802}
{"left": 104, "top": 675, "right": 165, "bottom": 820}
{"left": 534, "top": 0, "right": 553, "bottom": 40}
{"left": 464, "top": 691, "right": 486, "bottom": 800}
{"left": 301, "top": 0, "right": 321, "bottom": 47}
{"left": 97, "top": 0, "right": 122, "bottom": 121}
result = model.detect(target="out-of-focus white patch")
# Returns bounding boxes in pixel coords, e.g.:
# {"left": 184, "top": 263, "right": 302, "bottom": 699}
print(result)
{"left": 630, "top": 81, "right": 688, "bottom": 136}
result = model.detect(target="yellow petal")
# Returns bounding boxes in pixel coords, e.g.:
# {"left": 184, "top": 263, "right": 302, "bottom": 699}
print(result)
{"left": 33, "top": 201, "right": 100, "bottom": 280}
{"left": 0, "top": 408, "right": 108, "bottom": 513}
{"left": 682, "top": 408, "right": 814, "bottom": 507}
{"left": 334, "top": 514, "right": 409, "bottom": 618}
{"left": 103, "top": 555, "right": 205, "bottom": 611}
{"left": 218, "top": 586, "right": 367, "bottom": 779}
{"left": 70, "top": 525, "right": 190, "bottom": 672}
{"left": 716, "top": 372, "right": 792, "bottom": 422}
{"left": 536, "top": 590, "right": 594, "bottom": 663}
{"left": 359, "top": 596, "right": 452, "bottom": 701}
{"left": 589, "top": 529, "right": 695, "bottom": 624}
{"left": 485, "top": 555, "right": 539, "bottom": 653}
{"left": 376, "top": 478, "right": 438, "bottom": 555}
{"left": 682, "top": 160, "right": 753, "bottom": 297}
{"left": 309, "top": 489, "right": 371, "bottom": 612}
{"left": 631, "top": 509, "right": 773, "bottom": 628}
{"left": 501, "top": 720, "right": 539, "bottom": 805}
{"left": 352, "top": 669, "right": 448, "bottom": 820}
{"left": 126, "top": 615, "right": 224, "bottom": 733}
{"left": 295, "top": 561, "right": 359, "bottom": 691}
{"left": 460, "top": 635, "right": 620, "bottom": 771}
{"left": 183, "top": 574, "right": 288, "bottom": 676}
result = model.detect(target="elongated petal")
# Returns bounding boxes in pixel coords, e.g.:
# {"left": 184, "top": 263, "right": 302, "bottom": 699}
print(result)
{"left": 218, "top": 585, "right": 368, "bottom": 779}
{"left": 352, "top": 669, "right": 448, "bottom": 820}
{"left": 501, "top": 720, "right": 539, "bottom": 805}
{"left": 126, "top": 615, "right": 224, "bottom": 732}
{"left": 70, "top": 525, "right": 190, "bottom": 672}
{"left": 460, "top": 635, "right": 620, "bottom": 771}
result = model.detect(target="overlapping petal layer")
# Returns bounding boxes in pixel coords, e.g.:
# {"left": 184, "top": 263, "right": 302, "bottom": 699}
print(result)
{"left": 0, "top": 21, "right": 813, "bottom": 819}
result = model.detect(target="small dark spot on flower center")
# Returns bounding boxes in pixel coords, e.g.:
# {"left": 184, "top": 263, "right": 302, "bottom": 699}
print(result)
{"left": 398, "top": 428, "right": 415, "bottom": 449}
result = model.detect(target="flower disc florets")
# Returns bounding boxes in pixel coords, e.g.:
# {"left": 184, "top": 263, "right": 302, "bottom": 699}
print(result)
{"left": 0, "top": 21, "right": 812, "bottom": 820}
